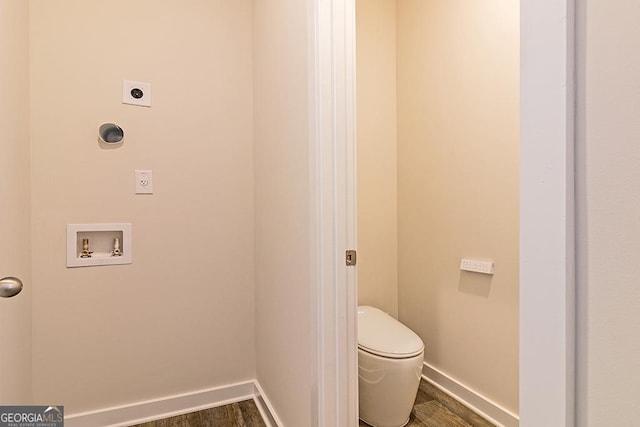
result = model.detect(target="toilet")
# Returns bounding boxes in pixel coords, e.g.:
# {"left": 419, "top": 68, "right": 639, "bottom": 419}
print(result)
{"left": 358, "top": 306, "right": 424, "bottom": 427}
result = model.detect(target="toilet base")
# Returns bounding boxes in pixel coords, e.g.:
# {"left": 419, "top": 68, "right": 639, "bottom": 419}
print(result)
{"left": 358, "top": 349, "right": 423, "bottom": 427}
{"left": 359, "top": 416, "right": 410, "bottom": 427}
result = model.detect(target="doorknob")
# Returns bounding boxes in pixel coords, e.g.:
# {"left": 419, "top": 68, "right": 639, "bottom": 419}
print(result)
{"left": 0, "top": 277, "right": 23, "bottom": 298}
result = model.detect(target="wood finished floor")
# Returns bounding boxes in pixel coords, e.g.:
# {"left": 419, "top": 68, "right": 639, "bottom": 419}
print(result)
{"left": 129, "top": 399, "right": 266, "bottom": 427}
{"left": 359, "top": 379, "right": 495, "bottom": 427}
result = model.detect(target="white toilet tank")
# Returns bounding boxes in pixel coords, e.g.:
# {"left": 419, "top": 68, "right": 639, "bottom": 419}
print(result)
{"left": 358, "top": 306, "right": 424, "bottom": 427}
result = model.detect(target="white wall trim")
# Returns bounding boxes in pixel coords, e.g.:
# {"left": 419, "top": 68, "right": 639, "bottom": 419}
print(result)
{"left": 422, "top": 363, "right": 519, "bottom": 427}
{"left": 64, "top": 380, "right": 278, "bottom": 427}
{"left": 253, "top": 381, "right": 282, "bottom": 427}
{"left": 323, "top": 1, "right": 575, "bottom": 427}
{"left": 308, "top": 0, "right": 358, "bottom": 426}
{"left": 520, "top": 0, "right": 575, "bottom": 426}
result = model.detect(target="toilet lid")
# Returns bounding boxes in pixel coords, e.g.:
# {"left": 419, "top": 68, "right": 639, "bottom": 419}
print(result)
{"left": 357, "top": 306, "right": 424, "bottom": 359}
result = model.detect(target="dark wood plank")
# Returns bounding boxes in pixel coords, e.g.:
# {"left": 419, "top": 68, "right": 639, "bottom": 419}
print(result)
{"left": 204, "top": 403, "right": 244, "bottom": 427}
{"left": 156, "top": 413, "right": 188, "bottom": 427}
{"left": 409, "top": 401, "right": 471, "bottom": 427}
{"left": 128, "top": 399, "right": 266, "bottom": 427}
{"left": 418, "top": 381, "right": 495, "bottom": 427}
{"left": 238, "top": 399, "right": 267, "bottom": 426}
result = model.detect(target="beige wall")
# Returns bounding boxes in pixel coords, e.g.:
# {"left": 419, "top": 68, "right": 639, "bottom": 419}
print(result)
{"left": 356, "top": 0, "right": 519, "bottom": 412}
{"left": 396, "top": 0, "right": 519, "bottom": 412}
{"left": 29, "top": 0, "right": 255, "bottom": 413}
{"left": 253, "top": 0, "right": 312, "bottom": 425}
{"left": 0, "top": 0, "right": 32, "bottom": 404}
{"left": 398, "top": 0, "right": 519, "bottom": 413}
{"left": 356, "top": 0, "right": 399, "bottom": 317}
{"left": 576, "top": 0, "right": 640, "bottom": 424}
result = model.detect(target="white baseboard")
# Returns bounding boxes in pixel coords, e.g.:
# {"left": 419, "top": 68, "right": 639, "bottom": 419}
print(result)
{"left": 422, "top": 363, "right": 519, "bottom": 427}
{"left": 63, "top": 367, "right": 514, "bottom": 427}
{"left": 253, "top": 381, "right": 283, "bottom": 427}
{"left": 65, "top": 380, "right": 280, "bottom": 427}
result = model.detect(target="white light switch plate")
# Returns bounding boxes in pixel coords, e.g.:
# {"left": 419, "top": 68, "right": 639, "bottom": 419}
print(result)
{"left": 460, "top": 258, "right": 494, "bottom": 275}
{"left": 135, "top": 170, "right": 153, "bottom": 194}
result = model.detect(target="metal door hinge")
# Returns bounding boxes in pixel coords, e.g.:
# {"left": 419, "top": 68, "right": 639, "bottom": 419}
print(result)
{"left": 346, "top": 250, "right": 357, "bottom": 266}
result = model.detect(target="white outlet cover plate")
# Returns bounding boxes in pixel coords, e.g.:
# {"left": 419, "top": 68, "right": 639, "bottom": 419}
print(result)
{"left": 135, "top": 169, "right": 153, "bottom": 194}
{"left": 123, "top": 80, "right": 151, "bottom": 107}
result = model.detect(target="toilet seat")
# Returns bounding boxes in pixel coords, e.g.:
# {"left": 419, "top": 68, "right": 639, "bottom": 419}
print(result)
{"left": 358, "top": 306, "right": 424, "bottom": 359}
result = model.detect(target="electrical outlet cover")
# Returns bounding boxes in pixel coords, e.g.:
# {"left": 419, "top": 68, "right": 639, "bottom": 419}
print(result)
{"left": 135, "top": 170, "right": 153, "bottom": 194}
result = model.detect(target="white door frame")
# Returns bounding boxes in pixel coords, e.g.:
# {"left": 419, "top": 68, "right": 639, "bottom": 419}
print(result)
{"left": 310, "top": 0, "right": 575, "bottom": 426}
{"left": 519, "top": 1, "right": 575, "bottom": 426}
{"left": 308, "top": 0, "right": 358, "bottom": 426}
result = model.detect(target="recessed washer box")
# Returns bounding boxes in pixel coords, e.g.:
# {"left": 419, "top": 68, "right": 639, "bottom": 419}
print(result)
{"left": 67, "top": 223, "right": 132, "bottom": 267}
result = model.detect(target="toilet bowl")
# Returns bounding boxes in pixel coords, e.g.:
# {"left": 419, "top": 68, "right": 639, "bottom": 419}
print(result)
{"left": 358, "top": 306, "right": 424, "bottom": 427}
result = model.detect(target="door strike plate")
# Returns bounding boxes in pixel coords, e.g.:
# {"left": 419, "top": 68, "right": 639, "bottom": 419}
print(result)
{"left": 346, "top": 250, "right": 357, "bottom": 266}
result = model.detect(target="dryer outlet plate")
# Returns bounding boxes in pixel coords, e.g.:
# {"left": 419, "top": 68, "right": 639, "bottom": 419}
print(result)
{"left": 123, "top": 80, "right": 152, "bottom": 107}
